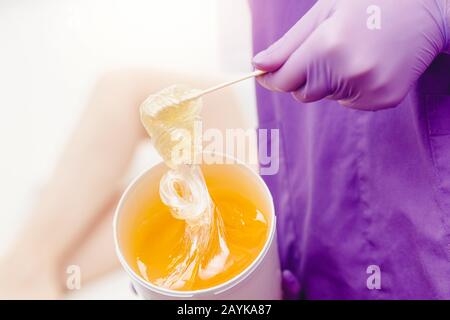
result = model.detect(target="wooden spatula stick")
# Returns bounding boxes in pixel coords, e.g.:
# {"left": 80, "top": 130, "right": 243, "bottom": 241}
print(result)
{"left": 183, "top": 70, "right": 266, "bottom": 101}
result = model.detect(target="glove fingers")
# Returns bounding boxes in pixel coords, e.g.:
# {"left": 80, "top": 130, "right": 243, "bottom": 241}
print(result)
{"left": 256, "top": 23, "right": 326, "bottom": 92}
{"left": 252, "top": 1, "right": 329, "bottom": 72}
{"left": 292, "top": 81, "right": 330, "bottom": 103}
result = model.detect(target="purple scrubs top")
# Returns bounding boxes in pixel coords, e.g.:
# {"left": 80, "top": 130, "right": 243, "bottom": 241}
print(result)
{"left": 250, "top": 0, "right": 450, "bottom": 299}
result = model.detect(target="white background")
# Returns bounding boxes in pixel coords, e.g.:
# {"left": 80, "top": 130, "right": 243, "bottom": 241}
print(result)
{"left": 0, "top": 0, "right": 256, "bottom": 299}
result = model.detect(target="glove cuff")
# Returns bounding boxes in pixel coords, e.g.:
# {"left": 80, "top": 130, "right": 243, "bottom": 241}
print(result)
{"left": 442, "top": 0, "right": 450, "bottom": 52}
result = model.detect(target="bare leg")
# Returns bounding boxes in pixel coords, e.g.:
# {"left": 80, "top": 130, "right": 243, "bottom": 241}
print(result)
{"left": 0, "top": 69, "right": 252, "bottom": 299}
{"left": 0, "top": 70, "right": 145, "bottom": 298}
{"left": 61, "top": 195, "right": 120, "bottom": 289}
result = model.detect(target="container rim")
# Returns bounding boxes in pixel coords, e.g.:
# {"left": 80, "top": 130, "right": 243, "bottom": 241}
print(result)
{"left": 113, "top": 153, "right": 276, "bottom": 298}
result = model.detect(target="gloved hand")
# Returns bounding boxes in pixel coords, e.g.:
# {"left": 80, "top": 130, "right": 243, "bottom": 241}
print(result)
{"left": 253, "top": 0, "right": 450, "bottom": 110}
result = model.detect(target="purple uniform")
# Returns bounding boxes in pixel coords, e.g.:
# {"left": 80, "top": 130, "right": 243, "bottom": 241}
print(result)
{"left": 250, "top": 0, "right": 450, "bottom": 299}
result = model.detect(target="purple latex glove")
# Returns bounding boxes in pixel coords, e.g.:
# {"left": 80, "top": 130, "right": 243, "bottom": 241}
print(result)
{"left": 253, "top": 0, "right": 450, "bottom": 110}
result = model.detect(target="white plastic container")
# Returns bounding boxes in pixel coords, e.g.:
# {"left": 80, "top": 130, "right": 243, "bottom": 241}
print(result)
{"left": 113, "top": 157, "right": 281, "bottom": 299}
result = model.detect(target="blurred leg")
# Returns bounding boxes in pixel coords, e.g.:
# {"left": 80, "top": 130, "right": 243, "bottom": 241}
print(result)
{"left": 60, "top": 194, "right": 120, "bottom": 291}
{"left": 0, "top": 69, "right": 253, "bottom": 299}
